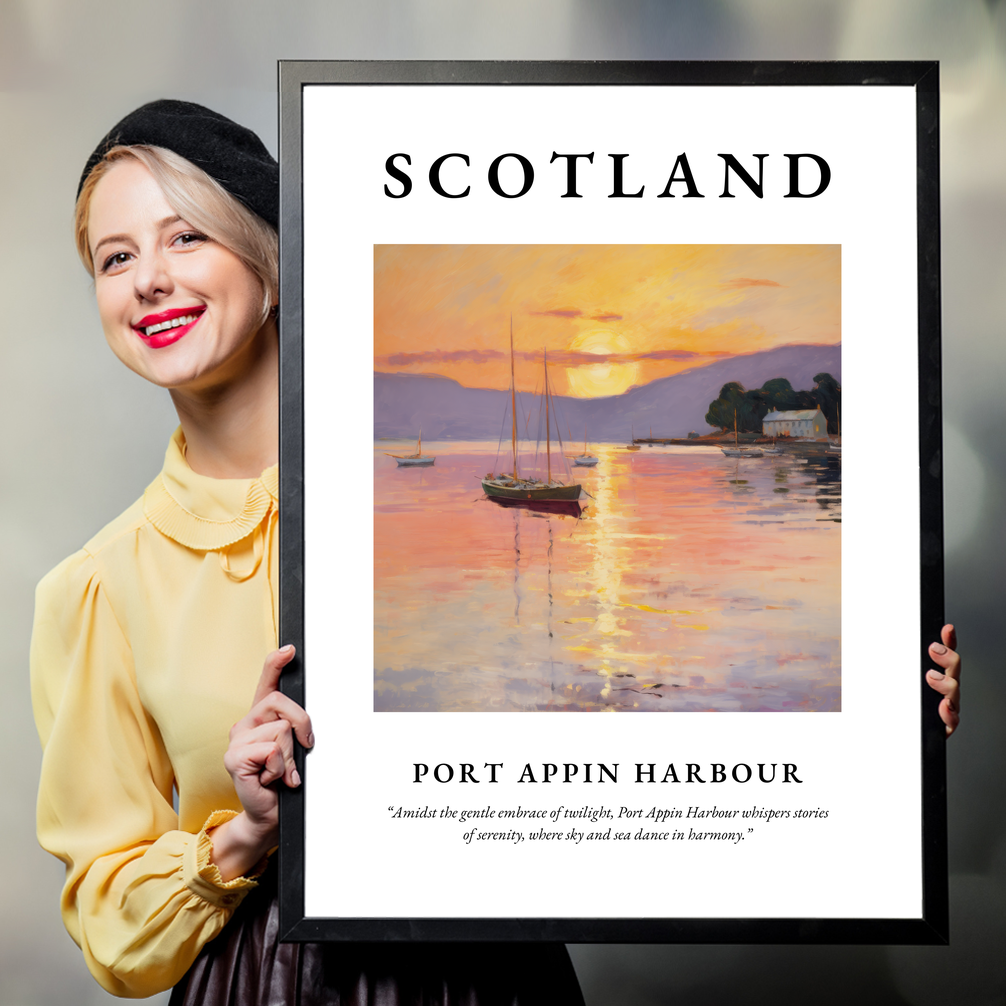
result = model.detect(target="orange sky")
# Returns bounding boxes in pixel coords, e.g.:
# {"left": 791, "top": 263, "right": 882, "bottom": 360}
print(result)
{"left": 374, "top": 244, "right": 840, "bottom": 398}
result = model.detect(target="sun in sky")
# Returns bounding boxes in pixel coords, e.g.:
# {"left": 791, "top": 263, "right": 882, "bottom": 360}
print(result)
{"left": 373, "top": 244, "right": 840, "bottom": 398}
{"left": 565, "top": 329, "right": 640, "bottom": 397}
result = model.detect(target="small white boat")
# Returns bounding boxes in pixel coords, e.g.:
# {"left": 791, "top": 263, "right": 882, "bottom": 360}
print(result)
{"left": 386, "top": 432, "right": 435, "bottom": 467}
{"left": 571, "top": 432, "right": 598, "bottom": 467}
{"left": 828, "top": 406, "right": 842, "bottom": 452}
{"left": 720, "top": 408, "right": 762, "bottom": 457}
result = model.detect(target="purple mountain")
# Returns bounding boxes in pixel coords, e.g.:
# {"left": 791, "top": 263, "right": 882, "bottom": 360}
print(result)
{"left": 374, "top": 343, "right": 841, "bottom": 441}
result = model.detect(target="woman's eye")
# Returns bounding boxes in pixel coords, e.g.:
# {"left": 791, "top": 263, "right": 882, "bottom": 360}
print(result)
{"left": 173, "top": 231, "right": 208, "bottom": 248}
{"left": 100, "top": 251, "right": 132, "bottom": 273}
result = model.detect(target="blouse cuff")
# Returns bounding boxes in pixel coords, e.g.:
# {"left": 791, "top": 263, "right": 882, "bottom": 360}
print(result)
{"left": 183, "top": 810, "right": 269, "bottom": 909}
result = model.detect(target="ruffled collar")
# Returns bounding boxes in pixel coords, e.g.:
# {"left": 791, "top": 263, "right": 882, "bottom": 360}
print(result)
{"left": 143, "top": 428, "right": 278, "bottom": 551}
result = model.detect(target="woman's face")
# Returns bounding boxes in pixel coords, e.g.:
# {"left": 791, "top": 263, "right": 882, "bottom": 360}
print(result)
{"left": 87, "top": 158, "right": 270, "bottom": 393}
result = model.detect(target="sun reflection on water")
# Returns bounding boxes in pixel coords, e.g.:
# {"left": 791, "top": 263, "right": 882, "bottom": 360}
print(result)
{"left": 374, "top": 441, "right": 841, "bottom": 712}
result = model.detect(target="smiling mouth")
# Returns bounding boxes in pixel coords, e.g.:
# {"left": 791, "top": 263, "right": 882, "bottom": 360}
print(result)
{"left": 138, "top": 310, "right": 204, "bottom": 338}
{"left": 132, "top": 307, "right": 207, "bottom": 349}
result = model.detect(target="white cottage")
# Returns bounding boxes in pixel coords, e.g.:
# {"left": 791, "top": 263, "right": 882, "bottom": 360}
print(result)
{"left": 763, "top": 407, "right": 828, "bottom": 439}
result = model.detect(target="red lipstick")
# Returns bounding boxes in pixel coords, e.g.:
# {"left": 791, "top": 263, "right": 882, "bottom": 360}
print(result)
{"left": 133, "top": 306, "right": 205, "bottom": 349}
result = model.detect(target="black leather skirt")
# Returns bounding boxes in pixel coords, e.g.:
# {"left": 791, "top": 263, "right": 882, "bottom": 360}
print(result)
{"left": 169, "top": 869, "right": 585, "bottom": 1006}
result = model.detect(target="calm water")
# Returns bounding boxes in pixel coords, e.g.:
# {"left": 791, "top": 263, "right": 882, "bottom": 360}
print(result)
{"left": 374, "top": 441, "right": 841, "bottom": 712}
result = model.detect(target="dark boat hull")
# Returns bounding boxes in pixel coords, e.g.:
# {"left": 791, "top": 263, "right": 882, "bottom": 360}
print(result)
{"left": 482, "top": 479, "right": 582, "bottom": 501}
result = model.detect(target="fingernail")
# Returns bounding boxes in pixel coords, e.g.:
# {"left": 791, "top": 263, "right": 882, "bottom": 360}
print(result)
{"left": 292, "top": 768, "right": 301, "bottom": 787}
{"left": 927, "top": 670, "right": 944, "bottom": 680}
{"left": 931, "top": 643, "right": 947, "bottom": 655}
{"left": 306, "top": 732, "right": 315, "bottom": 748}
{"left": 280, "top": 644, "right": 295, "bottom": 654}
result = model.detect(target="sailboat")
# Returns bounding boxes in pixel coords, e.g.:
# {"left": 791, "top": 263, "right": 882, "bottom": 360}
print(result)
{"left": 721, "top": 408, "right": 763, "bottom": 458}
{"left": 624, "top": 423, "right": 641, "bottom": 451}
{"left": 385, "top": 430, "right": 435, "bottom": 467}
{"left": 482, "top": 321, "right": 582, "bottom": 503}
{"left": 761, "top": 437, "right": 783, "bottom": 455}
{"left": 828, "top": 403, "right": 842, "bottom": 453}
{"left": 571, "top": 430, "right": 599, "bottom": 467}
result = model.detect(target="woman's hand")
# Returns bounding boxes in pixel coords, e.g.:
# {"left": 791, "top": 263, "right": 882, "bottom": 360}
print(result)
{"left": 926, "top": 624, "right": 961, "bottom": 738}
{"left": 209, "top": 645, "right": 314, "bottom": 881}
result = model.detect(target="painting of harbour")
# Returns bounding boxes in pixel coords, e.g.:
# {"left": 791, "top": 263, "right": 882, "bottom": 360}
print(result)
{"left": 374, "top": 245, "right": 841, "bottom": 712}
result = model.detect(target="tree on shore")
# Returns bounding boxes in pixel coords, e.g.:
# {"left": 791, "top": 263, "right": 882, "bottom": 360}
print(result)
{"left": 812, "top": 372, "right": 842, "bottom": 434}
{"left": 705, "top": 373, "right": 842, "bottom": 434}
{"left": 761, "top": 377, "right": 815, "bottom": 413}
{"left": 705, "top": 381, "right": 767, "bottom": 433}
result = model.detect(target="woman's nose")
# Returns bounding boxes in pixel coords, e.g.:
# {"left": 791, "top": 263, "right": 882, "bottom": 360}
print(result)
{"left": 133, "top": 249, "right": 173, "bottom": 302}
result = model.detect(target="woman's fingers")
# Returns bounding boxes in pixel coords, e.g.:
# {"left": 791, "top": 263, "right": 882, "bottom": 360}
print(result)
{"left": 232, "top": 689, "right": 314, "bottom": 750}
{"left": 244, "top": 644, "right": 314, "bottom": 749}
{"left": 218, "top": 647, "right": 309, "bottom": 848}
{"left": 925, "top": 681, "right": 961, "bottom": 736}
{"left": 926, "top": 667, "right": 959, "bottom": 704}
{"left": 230, "top": 719, "right": 302, "bottom": 788}
{"left": 929, "top": 645, "right": 961, "bottom": 681}
{"left": 258, "top": 741, "right": 289, "bottom": 788}
{"left": 223, "top": 644, "right": 312, "bottom": 815}
{"left": 256, "top": 691, "right": 313, "bottom": 749}
{"left": 252, "top": 644, "right": 296, "bottom": 706}
{"left": 941, "top": 623, "right": 958, "bottom": 653}
{"left": 927, "top": 623, "right": 961, "bottom": 737}
{"left": 224, "top": 738, "right": 287, "bottom": 788}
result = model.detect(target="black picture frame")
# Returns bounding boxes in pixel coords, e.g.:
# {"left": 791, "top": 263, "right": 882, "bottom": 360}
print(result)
{"left": 277, "top": 60, "right": 945, "bottom": 944}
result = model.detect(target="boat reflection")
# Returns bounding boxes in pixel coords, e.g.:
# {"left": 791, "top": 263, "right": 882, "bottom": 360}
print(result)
{"left": 485, "top": 495, "right": 585, "bottom": 519}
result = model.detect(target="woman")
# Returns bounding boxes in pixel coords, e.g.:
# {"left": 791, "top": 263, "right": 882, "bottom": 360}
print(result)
{"left": 32, "top": 99, "right": 963, "bottom": 1002}
{"left": 31, "top": 100, "right": 585, "bottom": 1003}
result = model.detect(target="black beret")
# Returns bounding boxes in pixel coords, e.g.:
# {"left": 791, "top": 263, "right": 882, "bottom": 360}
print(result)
{"left": 78, "top": 99, "right": 278, "bottom": 228}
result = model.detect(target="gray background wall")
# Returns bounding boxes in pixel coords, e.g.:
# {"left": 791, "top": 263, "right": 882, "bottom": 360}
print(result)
{"left": 1, "top": 2, "right": 1003, "bottom": 1003}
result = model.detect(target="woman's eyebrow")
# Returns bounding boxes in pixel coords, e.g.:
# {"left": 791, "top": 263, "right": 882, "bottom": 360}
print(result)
{"left": 92, "top": 216, "right": 185, "bottom": 257}
{"left": 92, "top": 232, "right": 133, "bottom": 256}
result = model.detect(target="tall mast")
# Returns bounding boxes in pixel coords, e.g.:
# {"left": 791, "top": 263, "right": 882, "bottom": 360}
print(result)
{"left": 544, "top": 347, "right": 552, "bottom": 483}
{"left": 510, "top": 315, "right": 518, "bottom": 479}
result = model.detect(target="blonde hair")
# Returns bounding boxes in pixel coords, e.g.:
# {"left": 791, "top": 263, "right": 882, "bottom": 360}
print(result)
{"left": 75, "top": 145, "right": 278, "bottom": 323}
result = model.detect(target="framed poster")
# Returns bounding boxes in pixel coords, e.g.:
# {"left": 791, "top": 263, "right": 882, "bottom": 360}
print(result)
{"left": 277, "top": 61, "right": 946, "bottom": 943}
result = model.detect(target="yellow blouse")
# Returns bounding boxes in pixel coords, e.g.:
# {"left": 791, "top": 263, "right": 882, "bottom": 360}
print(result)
{"left": 31, "top": 428, "right": 279, "bottom": 998}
